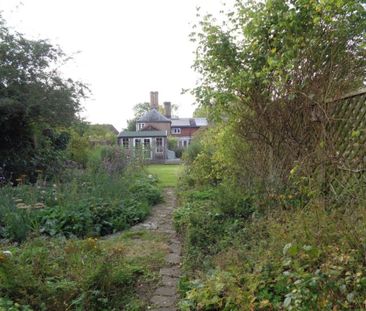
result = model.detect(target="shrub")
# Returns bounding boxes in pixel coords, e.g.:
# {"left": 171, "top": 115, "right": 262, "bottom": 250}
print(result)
{"left": 0, "top": 298, "right": 32, "bottom": 311}
{"left": 0, "top": 162, "right": 162, "bottom": 242}
{"left": 0, "top": 237, "right": 160, "bottom": 310}
{"left": 176, "top": 184, "right": 366, "bottom": 309}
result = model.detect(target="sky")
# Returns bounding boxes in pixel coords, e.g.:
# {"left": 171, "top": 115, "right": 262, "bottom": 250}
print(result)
{"left": 0, "top": 0, "right": 232, "bottom": 131}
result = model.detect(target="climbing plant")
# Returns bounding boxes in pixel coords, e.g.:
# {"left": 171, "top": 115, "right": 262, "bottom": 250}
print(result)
{"left": 191, "top": 0, "right": 366, "bottom": 188}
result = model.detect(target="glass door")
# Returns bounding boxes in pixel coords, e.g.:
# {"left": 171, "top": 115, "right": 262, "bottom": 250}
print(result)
{"left": 143, "top": 138, "right": 152, "bottom": 159}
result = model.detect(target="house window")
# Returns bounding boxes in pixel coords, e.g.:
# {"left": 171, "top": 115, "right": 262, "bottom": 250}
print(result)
{"left": 143, "top": 138, "right": 151, "bottom": 159}
{"left": 156, "top": 137, "right": 163, "bottom": 152}
{"left": 171, "top": 128, "right": 181, "bottom": 134}
{"left": 135, "top": 138, "right": 141, "bottom": 148}
{"left": 122, "top": 138, "right": 129, "bottom": 148}
{"left": 139, "top": 123, "right": 145, "bottom": 130}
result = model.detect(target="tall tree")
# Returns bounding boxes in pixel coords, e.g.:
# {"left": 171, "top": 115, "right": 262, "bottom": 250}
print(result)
{"left": 0, "top": 17, "right": 87, "bottom": 180}
{"left": 192, "top": 0, "right": 366, "bottom": 186}
{"left": 125, "top": 102, "right": 150, "bottom": 131}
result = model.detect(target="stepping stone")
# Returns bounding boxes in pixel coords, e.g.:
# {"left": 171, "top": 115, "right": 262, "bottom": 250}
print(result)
{"left": 160, "top": 267, "right": 180, "bottom": 278}
{"left": 156, "top": 213, "right": 168, "bottom": 218}
{"left": 161, "top": 229, "right": 175, "bottom": 235}
{"left": 166, "top": 253, "right": 181, "bottom": 264}
{"left": 151, "top": 295, "right": 176, "bottom": 308}
{"left": 141, "top": 222, "right": 158, "bottom": 230}
{"left": 168, "top": 243, "right": 181, "bottom": 255}
{"left": 162, "top": 276, "right": 179, "bottom": 287}
{"left": 170, "top": 238, "right": 180, "bottom": 244}
{"left": 154, "top": 286, "right": 177, "bottom": 296}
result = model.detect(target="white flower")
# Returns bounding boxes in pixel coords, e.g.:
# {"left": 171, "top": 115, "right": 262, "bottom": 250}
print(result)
{"left": 16, "top": 203, "right": 30, "bottom": 209}
{"left": 33, "top": 203, "right": 45, "bottom": 209}
{"left": 2, "top": 251, "right": 12, "bottom": 257}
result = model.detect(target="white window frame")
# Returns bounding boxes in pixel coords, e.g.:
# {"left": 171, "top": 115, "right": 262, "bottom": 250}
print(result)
{"left": 178, "top": 137, "right": 191, "bottom": 148}
{"left": 156, "top": 137, "right": 164, "bottom": 153}
{"left": 143, "top": 138, "right": 151, "bottom": 148}
{"left": 171, "top": 128, "right": 181, "bottom": 134}
{"left": 134, "top": 138, "right": 141, "bottom": 147}
{"left": 122, "top": 138, "right": 129, "bottom": 148}
{"left": 143, "top": 138, "right": 152, "bottom": 159}
{"left": 133, "top": 138, "right": 152, "bottom": 159}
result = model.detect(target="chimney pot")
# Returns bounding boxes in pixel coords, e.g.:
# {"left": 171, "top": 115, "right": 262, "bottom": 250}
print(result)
{"left": 150, "top": 91, "right": 159, "bottom": 109}
{"left": 164, "top": 101, "right": 172, "bottom": 119}
{"left": 150, "top": 92, "right": 155, "bottom": 109}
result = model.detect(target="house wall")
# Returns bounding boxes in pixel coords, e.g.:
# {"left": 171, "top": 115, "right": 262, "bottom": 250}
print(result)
{"left": 136, "top": 122, "right": 171, "bottom": 132}
{"left": 171, "top": 127, "right": 200, "bottom": 137}
{"left": 118, "top": 137, "right": 168, "bottom": 160}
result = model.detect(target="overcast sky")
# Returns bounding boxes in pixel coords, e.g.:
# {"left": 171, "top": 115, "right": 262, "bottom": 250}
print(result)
{"left": 1, "top": 0, "right": 232, "bottom": 131}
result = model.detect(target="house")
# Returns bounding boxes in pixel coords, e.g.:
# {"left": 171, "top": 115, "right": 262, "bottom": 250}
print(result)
{"left": 117, "top": 91, "right": 207, "bottom": 161}
{"left": 171, "top": 117, "right": 208, "bottom": 148}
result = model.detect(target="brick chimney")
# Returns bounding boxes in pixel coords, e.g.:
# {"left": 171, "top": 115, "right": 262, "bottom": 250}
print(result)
{"left": 164, "top": 102, "right": 172, "bottom": 119}
{"left": 150, "top": 91, "right": 159, "bottom": 109}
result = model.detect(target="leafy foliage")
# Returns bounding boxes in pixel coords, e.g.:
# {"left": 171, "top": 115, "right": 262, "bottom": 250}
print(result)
{"left": 0, "top": 232, "right": 166, "bottom": 310}
{"left": 168, "top": 137, "right": 184, "bottom": 158}
{"left": 0, "top": 17, "right": 87, "bottom": 180}
{"left": 176, "top": 2, "right": 366, "bottom": 309}
{"left": 0, "top": 147, "right": 161, "bottom": 242}
{"left": 175, "top": 185, "right": 366, "bottom": 310}
{"left": 191, "top": 0, "right": 366, "bottom": 188}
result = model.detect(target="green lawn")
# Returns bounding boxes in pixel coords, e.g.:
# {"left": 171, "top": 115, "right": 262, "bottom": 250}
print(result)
{"left": 146, "top": 164, "right": 182, "bottom": 188}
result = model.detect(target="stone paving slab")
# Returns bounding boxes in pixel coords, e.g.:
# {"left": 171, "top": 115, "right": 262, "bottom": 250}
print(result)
{"left": 162, "top": 276, "right": 179, "bottom": 287}
{"left": 160, "top": 267, "right": 181, "bottom": 278}
{"left": 168, "top": 243, "right": 181, "bottom": 255}
{"left": 151, "top": 295, "right": 177, "bottom": 308}
{"left": 154, "top": 286, "right": 177, "bottom": 296}
{"left": 166, "top": 253, "right": 181, "bottom": 265}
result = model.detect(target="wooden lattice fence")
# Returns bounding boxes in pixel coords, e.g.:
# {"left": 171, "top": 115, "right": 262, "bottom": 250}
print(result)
{"left": 326, "top": 88, "right": 366, "bottom": 200}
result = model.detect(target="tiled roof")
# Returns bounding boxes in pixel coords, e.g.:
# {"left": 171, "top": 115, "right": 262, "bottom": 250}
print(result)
{"left": 194, "top": 118, "right": 208, "bottom": 127}
{"left": 171, "top": 118, "right": 208, "bottom": 128}
{"left": 137, "top": 108, "right": 171, "bottom": 123}
{"left": 118, "top": 130, "right": 167, "bottom": 138}
{"left": 171, "top": 118, "right": 191, "bottom": 127}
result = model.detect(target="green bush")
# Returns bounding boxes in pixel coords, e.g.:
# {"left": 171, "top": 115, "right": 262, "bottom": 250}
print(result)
{"left": 176, "top": 181, "right": 366, "bottom": 309}
{"left": 174, "top": 186, "right": 254, "bottom": 271}
{"left": 0, "top": 298, "right": 32, "bottom": 311}
{"left": 0, "top": 237, "right": 158, "bottom": 310}
{"left": 0, "top": 159, "right": 161, "bottom": 242}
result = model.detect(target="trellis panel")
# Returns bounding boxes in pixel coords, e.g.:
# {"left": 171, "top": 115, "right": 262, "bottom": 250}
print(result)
{"left": 326, "top": 89, "right": 366, "bottom": 199}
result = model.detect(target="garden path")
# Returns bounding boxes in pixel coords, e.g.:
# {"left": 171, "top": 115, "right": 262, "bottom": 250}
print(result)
{"left": 131, "top": 188, "right": 181, "bottom": 311}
